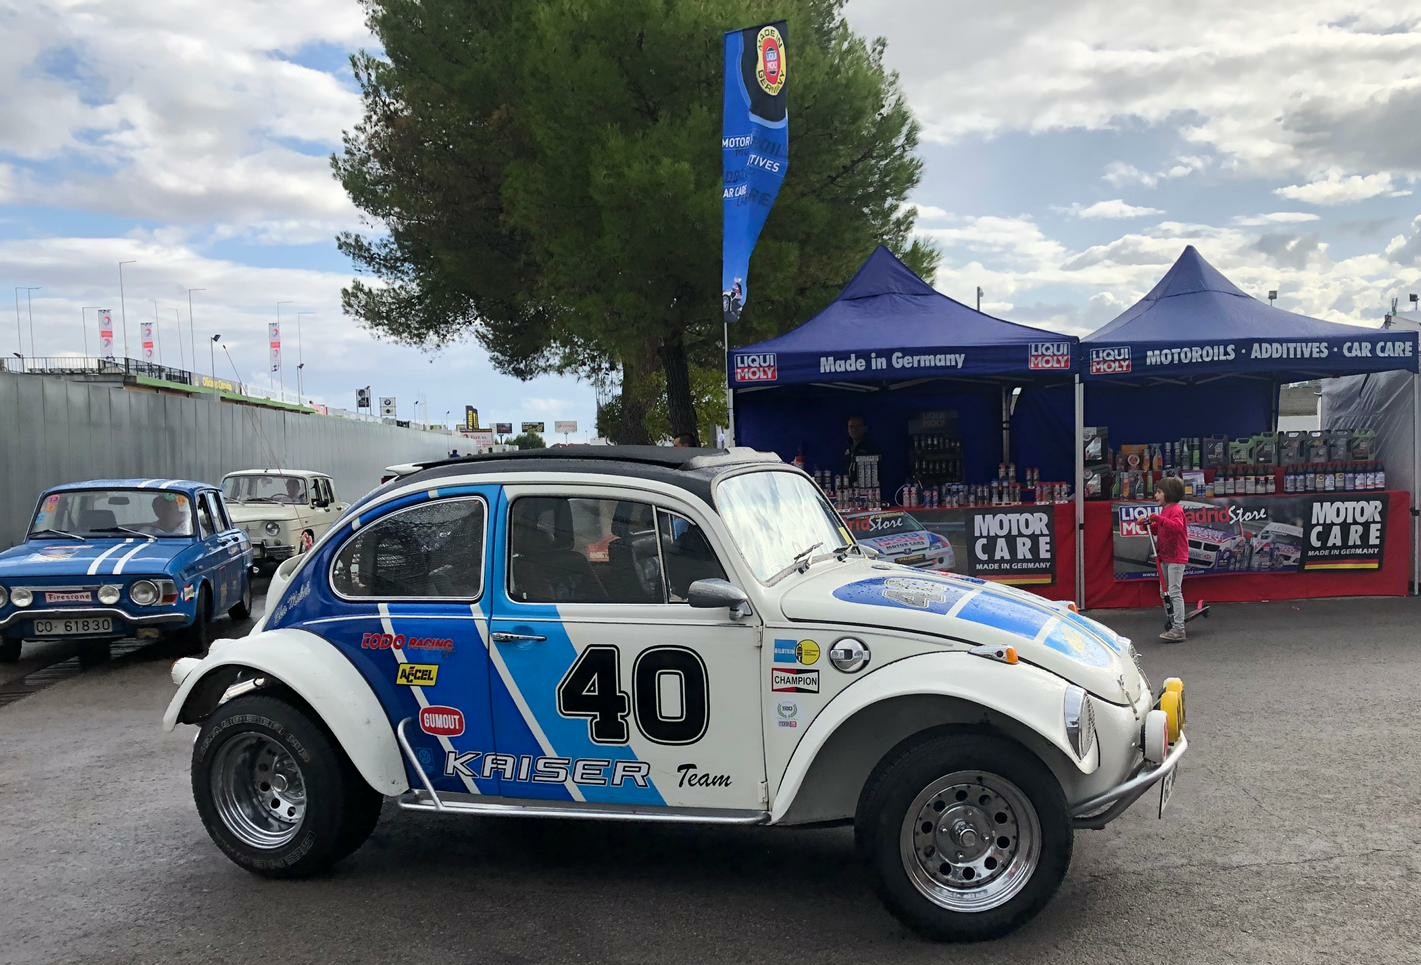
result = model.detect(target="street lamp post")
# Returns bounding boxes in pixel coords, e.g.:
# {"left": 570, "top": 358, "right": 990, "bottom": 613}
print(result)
{"left": 22, "top": 287, "right": 40, "bottom": 358}
{"left": 296, "top": 312, "right": 311, "bottom": 398}
{"left": 210, "top": 334, "right": 221, "bottom": 383}
{"left": 118, "top": 261, "right": 135, "bottom": 360}
{"left": 12, "top": 289, "right": 21, "bottom": 357}
{"left": 172, "top": 309, "right": 184, "bottom": 372}
{"left": 81, "top": 306, "right": 100, "bottom": 359}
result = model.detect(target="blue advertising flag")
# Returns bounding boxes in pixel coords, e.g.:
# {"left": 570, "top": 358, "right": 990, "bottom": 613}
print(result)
{"left": 722, "top": 21, "right": 788, "bottom": 324}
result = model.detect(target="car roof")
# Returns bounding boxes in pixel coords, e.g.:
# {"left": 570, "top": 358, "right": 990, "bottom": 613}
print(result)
{"left": 44, "top": 478, "right": 213, "bottom": 495}
{"left": 380, "top": 446, "right": 788, "bottom": 505}
{"left": 222, "top": 469, "right": 327, "bottom": 478}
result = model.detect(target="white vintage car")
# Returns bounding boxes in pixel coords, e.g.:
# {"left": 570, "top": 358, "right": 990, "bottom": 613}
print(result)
{"left": 220, "top": 470, "right": 347, "bottom": 569}
{"left": 166, "top": 447, "right": 1187, "bottom": 941}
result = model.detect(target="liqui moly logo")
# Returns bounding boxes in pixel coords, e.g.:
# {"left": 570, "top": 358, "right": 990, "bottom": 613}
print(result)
{"left": 734, "top": 352, "right": 777, "bottom": 384}
{"left": 1089, "top": 346, "right": 1132, "bottom": 375}
{"left": 1028, "top": 342, "right": 1072, "bottom": 371}
{"left": 419, "top": 705, "right": 465, "bottom": 737}
{"left": 1118, "top": 503, "right": 1157, "bottom": 537}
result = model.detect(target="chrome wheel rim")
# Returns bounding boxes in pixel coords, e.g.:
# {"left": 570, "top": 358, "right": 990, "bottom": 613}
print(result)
{"left": 899, "top": 770, "right": 1041, "bottom": 912}
{"left": 210, "top": 734, "right": 307, "bottom": 849}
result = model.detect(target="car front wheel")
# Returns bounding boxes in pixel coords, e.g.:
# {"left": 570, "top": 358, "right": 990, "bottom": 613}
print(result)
{"left": 228, "top": 580, "right": 252, "bottom": 621}
{"left": 191, "top": 694, "right": 382, "bottom": 877}
{"left": 856, "top": 732, "right": 1072, "bottom": 941}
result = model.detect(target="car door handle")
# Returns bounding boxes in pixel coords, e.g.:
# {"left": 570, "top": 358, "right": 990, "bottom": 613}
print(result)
{"left": 491, "top": 631, "right": 547, "bottom": 644}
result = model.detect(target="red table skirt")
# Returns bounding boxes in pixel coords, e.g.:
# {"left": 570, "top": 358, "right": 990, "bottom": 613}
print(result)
{"left": 1082, "top": 490, "right": 1411, "bottom": 608}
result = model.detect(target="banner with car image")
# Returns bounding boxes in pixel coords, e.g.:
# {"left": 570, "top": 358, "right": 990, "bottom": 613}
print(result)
{"left": 1109, "top": 493, "right": 1377, "bottom": 580}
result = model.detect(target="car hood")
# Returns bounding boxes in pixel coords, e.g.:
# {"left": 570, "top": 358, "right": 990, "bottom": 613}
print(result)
{"left": 226, "top": 503, "right": 301, "bottom": 524}
{"left": 779, "top": 560, "right": 1143, "bottom": 704}
{"left": 0, "top": 538, "right": 189, "bottom": 579}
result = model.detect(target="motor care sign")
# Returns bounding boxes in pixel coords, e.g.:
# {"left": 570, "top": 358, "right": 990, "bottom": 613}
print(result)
{"left": 966, "top": 507, "right": 1055, "bottom": 584}
{"left": 1112, "top": 493, "right": 1386, "bottom": 580}
{"left": 1084, "top": 335, "right": 1416, "bottom": 379}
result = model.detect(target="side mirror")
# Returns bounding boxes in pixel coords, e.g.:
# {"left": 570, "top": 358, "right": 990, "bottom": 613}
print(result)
{"left": 858, "top": 543, "right": 882, "bottom": 559}
{"left": 687, "top": 578, "right": 752, "bottom": 620}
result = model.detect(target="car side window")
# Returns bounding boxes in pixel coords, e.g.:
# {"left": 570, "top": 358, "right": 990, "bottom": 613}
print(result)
{"left": 196, "top": 495, "right": 218, "bottom": 539}
{"left": 657, "top": 510, "right": 728, "bottom": 603}
{"left": 509, "top": 496, "right": 669, "bottom": 604}
{"left": 209, "top": 492, "right": 233, "bottom": 531}
{"left": 331, "top": 496, "right": 485, "bottom": 600}
{"left": 314, "top": 479, "right": 332, "bottom": 507}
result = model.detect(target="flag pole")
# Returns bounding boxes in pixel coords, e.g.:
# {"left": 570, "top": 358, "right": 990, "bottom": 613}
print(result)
{"left": 724, "top": 320, "right": 736, "bottom": 447}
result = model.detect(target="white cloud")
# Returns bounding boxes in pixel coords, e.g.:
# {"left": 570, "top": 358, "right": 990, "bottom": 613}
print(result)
{"left": 1102, "top": 156, "right": 1211, "bottom": 189}
{"left": 1232, "top": 211, "right": 1323, "bottom": 226}
{"left": 1274, "top": 170, "right": 1413, "bottom": 206}
{"left": 846, "top": 1, "right": 1421, "bottom": 180}
{"left": 1060, "top": 199, "right": 1164, "bottom": 219}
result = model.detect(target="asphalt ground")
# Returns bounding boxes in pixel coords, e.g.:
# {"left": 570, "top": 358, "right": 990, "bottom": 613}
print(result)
{"left": 2, "top": 592, "right": 1419, "bottom": 965}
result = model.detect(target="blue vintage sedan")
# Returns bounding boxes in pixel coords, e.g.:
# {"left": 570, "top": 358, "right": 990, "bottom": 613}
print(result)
{"left": 0, "top": 479, "right": 253, "bottom": 664}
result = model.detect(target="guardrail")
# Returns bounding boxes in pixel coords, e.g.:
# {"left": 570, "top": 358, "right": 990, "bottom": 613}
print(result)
{"left": 0, "top": 355, "right": 201, "bottom": 387}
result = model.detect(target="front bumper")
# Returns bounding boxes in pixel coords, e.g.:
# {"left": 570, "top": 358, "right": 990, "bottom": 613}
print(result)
{"left": 251, "top": 542, "right": 295, "bottom": 562}
{"left": 1070, "top": 733, "right": 1189, "bottom": 830}
{"left": 0, "top": 606, "right": 188, "bottom": 635}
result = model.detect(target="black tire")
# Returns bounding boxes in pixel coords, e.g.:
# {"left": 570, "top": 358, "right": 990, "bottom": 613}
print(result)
{"left": 78, "top": 642, "right": 111, "bottom": 668}
{"left": 0, "top": 639, "right": 20, "bottom": 663}
{"left": 228, "top": 579, "right": 253, "bottom": 622}
{"left": 855, "top": 731, "right": 1072, "bottom": 942}
{"left": 191, "top": 693, "right": 379, "bottom": 877}
{"left": 181, "top": 586, "right": 213, "bottom": 654}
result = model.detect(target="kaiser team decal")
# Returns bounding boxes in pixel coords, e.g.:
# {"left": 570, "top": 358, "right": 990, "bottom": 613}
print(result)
{"left": 773, "top": 638, "right": 820, "bottom": 665}
{"left": 770, "top": 668, "right": 819, "bottom": 693}
{"left": 444, "top": 751, "right": 651, "bottom": 788}
{"left": 395, "top": 663, "right": 440, "bottom": 687}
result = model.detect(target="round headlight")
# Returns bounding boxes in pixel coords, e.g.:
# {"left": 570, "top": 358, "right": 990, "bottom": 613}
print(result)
{"left": 264, "top": 522, "right": 281, "bottom": 537}
{"left": 0, "top": 585, "right": 9, "bottom": 608}
{"left": 130, "top": 580, "right": 160, "bottom": 606}
{"left": 98, "top": 584, "right": 121, "bottom": 605}
{"left": 11, "top": 587, "right": 33, "bottom": 608}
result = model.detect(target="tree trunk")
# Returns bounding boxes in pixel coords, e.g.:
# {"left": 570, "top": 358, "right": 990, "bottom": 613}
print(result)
{"left": 615, "top": 354, "right": 654, "bottom": 445}
{"left": 658, "top": 329, "right": 699, "bottom": 446}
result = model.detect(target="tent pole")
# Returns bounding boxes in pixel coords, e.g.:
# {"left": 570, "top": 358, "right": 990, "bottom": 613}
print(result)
{"left": 1412, "top": 367, "right": 1418, "bottom": 596}
{"left": 1074, "top": 374, "right": 1085, "bottom": 609}
{"left": 724, "top": 320, "right": 736, "bottom": 448}
{"left": 1001, "top": 386, "right": 1010, "bottom": 471}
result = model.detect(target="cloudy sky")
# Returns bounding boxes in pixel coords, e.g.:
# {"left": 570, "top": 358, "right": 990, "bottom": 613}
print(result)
{"left": 3, "top": 1, "right": 1420, "bottom": 437}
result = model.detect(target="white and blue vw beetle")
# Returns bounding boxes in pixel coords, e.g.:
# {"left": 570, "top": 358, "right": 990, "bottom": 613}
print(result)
{"left": 164, "top": 447, "right": 1187, "bottom": 941}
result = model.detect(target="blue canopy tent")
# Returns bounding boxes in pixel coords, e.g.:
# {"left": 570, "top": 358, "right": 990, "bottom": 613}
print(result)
{"left": 729, "top": 245, "right": 1079, "bottom": 497}
{"left": 1020, "top": 246, "right": 1421, "bottom": 473}
{"left": 1012, "top": 245, "right": 1421, "bottom": 602}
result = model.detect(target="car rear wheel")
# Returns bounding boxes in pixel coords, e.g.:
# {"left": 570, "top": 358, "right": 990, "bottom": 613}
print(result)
{"left": 192, "top": 694, "right": 382, "bottom": 877}
{"left": 0, "top": 639, "right": 20, "bottom": 663}
{"left": 856, "top": 732, "right": 1072, "bottom": 942}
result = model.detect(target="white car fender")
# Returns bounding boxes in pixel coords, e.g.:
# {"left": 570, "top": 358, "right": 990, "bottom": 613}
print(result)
{"left": 162, "top": 628, "right": 408, "bottom": 797}
{"left": 771, "top": 651, "right": 1095, "bottom": 822}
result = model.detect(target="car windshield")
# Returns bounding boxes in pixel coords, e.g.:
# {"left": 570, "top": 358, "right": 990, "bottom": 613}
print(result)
{"left": 31, "top": 488, "right": 194, "bottom": 539}
{"left": 716, "top": 470, "right": 851, "bottom": 583}
{"left": 223, "top": 474, "right": 308, "bottom": 504}
{"left": 847, "top": 511, "right": 921, "bottom": 537}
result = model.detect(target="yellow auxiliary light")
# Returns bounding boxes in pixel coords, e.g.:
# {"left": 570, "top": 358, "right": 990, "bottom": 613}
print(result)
{"left": 1162, "top": 677, "right": 1186, "bottom": 731}
{"left": 1158, "top": 689, "right": 1183, "bottom": 743}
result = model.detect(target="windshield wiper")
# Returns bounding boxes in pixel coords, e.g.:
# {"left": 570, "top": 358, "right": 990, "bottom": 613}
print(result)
{"left": 91, "top": 525, "right": 156, "bottom": 540}
{"left": 29, "top": 528, "right": 85, "bottom": 542}
{"left": 769, "top": 542, "right": 826, "bottom": 583}
{"left": 240, "top": 496, "right": 276, "bottom": 503}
